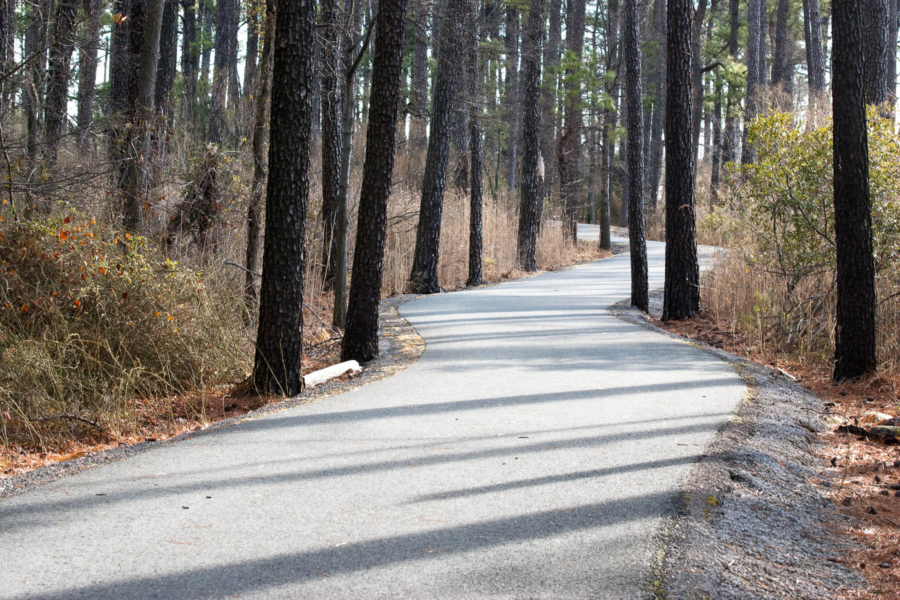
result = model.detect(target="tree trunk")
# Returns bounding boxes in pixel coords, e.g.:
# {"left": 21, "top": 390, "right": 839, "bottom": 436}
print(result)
{"left": 244, "top": 0, "right": 275, "bottom": 306}
{"left": 467, "top": 0, "right": 483, "bottom": 287}
{"left": 689, "top": 0, "right": 707, "bottom": 174}
{"left": 832, "top": 0, "right": 877, "bottom": 380}
{"left": 624, "top": 0, "right": 648, "bottom": 312}
{"left": 599, "top": 0, "right": 619, "bottom": 249}
{"left": 333, "top": 0, "right": 365, "bottom": 329}
{"left": 410, "top": 0, "right": 429, "bottom": 149}
{"left": 802, "top": 0, "right": 825, "bottom": 93}
{"left": 540, "top": 0, "right": 561, "bottom": 203}
{"left": 771, "top": 0, "right": 790, "bottom": 94}
{"left": 208, "top": 0, "right": 235, "bottom": 144}
{"left": 710, "top": 74, "right": 723, "bottom": 196}
{"left": 662, "top": 0, "right": 699, "bottom": 321}
{"left": 43, "top": 0, "right": 79, "bottom": 166}
{"left": 863, "top": 0, "right": 891, "bottom": 106}
{"left": 244, "top": 0, "right": 260, "bottom": 99}
{"left": 200, "top": 0, "right": 212, "bottom": 82}
{"left": 122, "top": 0, "right": 164, "bottom": 232}
{"left": 341, "top": 0, "right": 410, "bottom": 363}
{"left": 516, "top": 0, "right": 545, "bottom": 272}
{"left": 646, "top": 0, "right": 664, "bottom": 210}
{"left": 742, "top": 0, "right": 764, "bottom": 165}
{"left": 75, "top": 0, "right": 101, "bottom": 148}
{"left": 24, "top": 0, "right": 52, "bottom": 188}
{"left": 557, "top": 0, "right": 585, "bottom": 245}
{"left": 320, "top": 0, "right": 344, "bottom": 291}
{"left": 252, "top": 0, "right": 316, "bottom": 396}
{"left": 154, "top": 0, "right": 178, "bottom": 111}
{"left": 0, "top": 0, "right": 9, "bottom": 114}
{"left": 888, "top": 0, "right": 899, "bottom": 99}
{"left": 180, "top": 0, "right": 197, "bottom": 118}
{"left": 721, "top": 0, "right": 738, "bottom": 164}
{"left": 410, "top": 0, "right": 466, "bottom": 294}
{"left": 504, "top": 5, "right": 519, "bottom": 193}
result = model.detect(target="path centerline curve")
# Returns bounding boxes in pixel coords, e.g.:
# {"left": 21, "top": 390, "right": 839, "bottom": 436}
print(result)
{"left": 0, "top": 227, "right": 745, "bottom": 599}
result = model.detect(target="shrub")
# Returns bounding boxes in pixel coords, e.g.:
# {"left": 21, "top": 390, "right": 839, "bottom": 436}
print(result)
{"left": 0, "top": 214, "right": 251, "bottom": 453}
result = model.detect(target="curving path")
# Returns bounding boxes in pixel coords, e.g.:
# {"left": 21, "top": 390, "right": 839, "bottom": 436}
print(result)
{"left": 0, "top": 226, "right": 744, "bottom": 599}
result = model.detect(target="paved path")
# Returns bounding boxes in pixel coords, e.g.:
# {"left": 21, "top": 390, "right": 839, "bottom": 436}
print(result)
{"left": 0, "top": 228, "right": 745, "bottom": 599}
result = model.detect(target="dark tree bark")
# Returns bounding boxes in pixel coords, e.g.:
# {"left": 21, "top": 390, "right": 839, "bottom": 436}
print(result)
{"left": 24, "top": 0, "right": 52, "bottom": 181}
{"left": 624, "top": 0, "right": 648, "bottom": 312}
{"left": 180, "top": 0, "right": 197, "bottom": 117}
{"left": 771, "top": 0, "right": 791, "bottom": 93}
{"left": 244, "top": 0, "right": 260, "bottom": 99}
{"left": 504, "top": 5, "right": 519, "bottom": 193}
{"left": 721, "top": 0, "right": 738, "bottom": 165}
{"left": 252, "top": 0, "right": 316, "bottom": 396}
{"left": 154, "top": 0, "right": 178, "bottom": 111}
{"left": 320, "top": 0, "right": 343, "bottom": 291}
{"left": 540, "top": 0, "right": 561, "bottom": 201}
{"left": 662, "top": 0, "right": 699, "bottom": 321}
{"left": 467, "top": 0, "right": 483, "bottom": 287}
{"left": 43, "top": 0, "right": 79, "bottom": 165}
{"left": 689, "top": 0, "right": 707, "bottom": 173}
{"left": 646, "top": 0, "right": 664, "bottom": 210}
{"left": 410, "top": 0, "right": 429, "bottom": 149}
{"left": 557, "top": 0, "right": 585, "bottom": 245}
{"left": 209, "top": 0, "right": 236, "bottom": 144}
{"left": 200, "top": 0, "right": 212, "bottom": 82}
{"left": 710, "top": 73, "right": 723, "bottom": 195}
{"left": 832, "top": 0, "right": 877, "bottom": 380}
{"left": 122, "top": 0, "right": 164, "bottom": 232}
{"left": 76, "top": 0, "right": 102, "bottom": 147}
{"left": 333, "top": 0, "right": 366, "bottom": 329}
{"left": 889, "top": 0, "right": 899, "bottom": 97}
{"left": 410, "top": 0, "right": 466, "bottom": 294}
{"left": 107, "top": 0, "right": 131, "bottom": 161}
{"left": 516, "top": 0, "right": 545, "bottom": 271}
{"left": 863, "top": 0, "right": 891, "bottom": 106}
{"left": 0, "top": 0, "right": 8, "bottom": 113}
{"left": 226, "top": 0, "right": 240, "bottom": 109}
{"left": 742, "top": 0, "right": 764, "bottom": 165}
{"left": 341, "top": 0, "right": 410, "bottom": 363}
{"left": 599, "top": 0, "right": 619, "bottom": 249}
{"left": 802, "top": 0, "right": 825, "bottom": 93}
{"left": 244, "top": 0, "right": 275, "bottom": 306}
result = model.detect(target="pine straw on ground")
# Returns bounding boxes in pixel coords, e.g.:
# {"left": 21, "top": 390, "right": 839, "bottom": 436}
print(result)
{"left": 655, "top": 311, "right": 900, "bottom": 599}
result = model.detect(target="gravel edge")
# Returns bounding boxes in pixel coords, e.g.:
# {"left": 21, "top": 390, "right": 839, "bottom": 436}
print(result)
{"left": 611, "top": 291, "right": 864, "bottom": 599}
{"left": 0, "top": 295, "right": 425, "bottom": 500}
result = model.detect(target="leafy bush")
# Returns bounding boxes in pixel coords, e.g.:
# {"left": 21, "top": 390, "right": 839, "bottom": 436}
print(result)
{"left": 701, "top": 109, "right": 900, "bottom": 368}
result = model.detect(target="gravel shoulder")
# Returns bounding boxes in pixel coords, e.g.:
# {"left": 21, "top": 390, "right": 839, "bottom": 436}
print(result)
{"left": 0, "top": 295, "right": 425, "bottom": 501}
{"left": 612, "top": 290, "right": 864, "bottom": 599}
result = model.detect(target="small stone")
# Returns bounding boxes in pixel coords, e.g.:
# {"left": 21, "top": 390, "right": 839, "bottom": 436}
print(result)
{"left": 867, "top": 506, "right": 878, "bottom": 515}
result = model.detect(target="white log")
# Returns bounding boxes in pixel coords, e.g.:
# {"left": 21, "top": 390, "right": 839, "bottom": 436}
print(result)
{"left": 303, "top": 360, "right": 362, "bottom": 388}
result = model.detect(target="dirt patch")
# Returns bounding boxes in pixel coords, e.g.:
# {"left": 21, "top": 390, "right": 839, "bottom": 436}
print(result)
{"left": 613, "top": 290, "right": 865, "bottom": 599}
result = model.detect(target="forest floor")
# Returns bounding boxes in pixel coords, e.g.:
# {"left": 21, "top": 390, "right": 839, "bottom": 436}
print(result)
{"left": 648, "top": 298, "right": 899, "bottom": 599}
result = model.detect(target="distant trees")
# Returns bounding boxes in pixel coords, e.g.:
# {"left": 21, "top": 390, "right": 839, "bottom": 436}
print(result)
{"left": 832, "top": 0, "right": 877, "bottom": 380}
{"left": 252, "top": 0, "right": 316, "bottom": 395}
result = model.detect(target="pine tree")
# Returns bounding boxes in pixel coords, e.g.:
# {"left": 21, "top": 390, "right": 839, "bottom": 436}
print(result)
{"left": 662, "top": 0, "right": 700, "bottom": 321}
{"left": 624, "top": 0, "right": 647, "bottom": 312}
{"left": 252, "top": 0, "right": 317, "bottom": 395}
{"left": 516, "top": 0, "right": 546, "bottom": 271}
{"left": 341, "top": 0, "right": 411, "bottom": 362}
{"left": 832, "top": 0, "right": 877, "bottom": 380}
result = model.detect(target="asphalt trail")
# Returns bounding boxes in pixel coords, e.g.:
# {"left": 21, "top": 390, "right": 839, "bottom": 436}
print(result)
{"left": 0, "top": 228, "right": 744, "bottom": 599}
